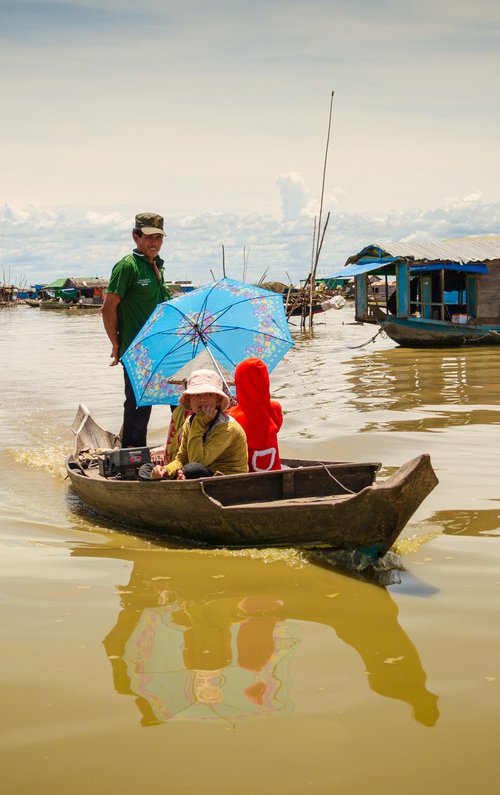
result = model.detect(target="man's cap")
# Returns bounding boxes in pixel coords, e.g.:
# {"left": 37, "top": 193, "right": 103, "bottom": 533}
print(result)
{"left": 134, "top": 212, "right": 166, "bottom": 236}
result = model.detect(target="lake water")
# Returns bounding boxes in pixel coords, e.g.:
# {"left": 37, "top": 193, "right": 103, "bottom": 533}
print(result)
{"left": 1, "top": 304, "right": 499, "bottom": 794}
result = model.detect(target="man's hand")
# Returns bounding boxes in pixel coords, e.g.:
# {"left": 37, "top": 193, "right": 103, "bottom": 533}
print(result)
{"left": 101, "top": 293, "right": 121, "bottom": 366}
{"left": 110, "top": 343, "right": 120, "bottom": 366}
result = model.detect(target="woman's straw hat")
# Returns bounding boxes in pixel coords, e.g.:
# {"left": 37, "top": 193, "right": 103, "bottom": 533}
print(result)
{"left": 179, "top": 369, "right": 231, "bottom": 411}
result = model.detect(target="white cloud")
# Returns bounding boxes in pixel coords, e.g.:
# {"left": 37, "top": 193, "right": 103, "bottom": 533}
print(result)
{"left": 275, "top": 173, "right": 309, "bottom": 221}
{"left": 2, "top": 193, "right": 499, "bottom": 288}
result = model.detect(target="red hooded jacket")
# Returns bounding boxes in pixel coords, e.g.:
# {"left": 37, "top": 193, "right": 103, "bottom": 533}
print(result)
{"left": 228, "top": 357, "right": 283, "bottom": 471}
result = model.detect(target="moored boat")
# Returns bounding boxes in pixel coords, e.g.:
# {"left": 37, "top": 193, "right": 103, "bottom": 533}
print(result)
{"left": 39, "top": 299, "right": 103, "bottom": 313}
{"left": 374, "top": 311, "right": 500, "bottom": 348}
{"left": 66, "top": 406, "right": 438, "bottom": 555}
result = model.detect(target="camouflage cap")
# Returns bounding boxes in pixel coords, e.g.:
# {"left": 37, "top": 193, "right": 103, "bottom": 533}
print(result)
{"left": 134, "top": 212, "right": 166, "bottom": 236}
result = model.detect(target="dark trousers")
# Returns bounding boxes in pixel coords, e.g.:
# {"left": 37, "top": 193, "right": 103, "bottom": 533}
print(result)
{"left": 138, "top": 462, "right": 214, "bottom": 480}
{"left": 122, "top": 366, "right": 152, "bottom": 448}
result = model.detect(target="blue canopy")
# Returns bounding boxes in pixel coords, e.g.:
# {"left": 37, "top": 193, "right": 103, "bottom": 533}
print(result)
{"left": 325, "top": 258, "right": 398, "bottom": 279}
{"left": 409, "top": 263, "right": 488, "bottom": 274}
{"left": 325, "top": 258, "right": 488, "bottom": 279}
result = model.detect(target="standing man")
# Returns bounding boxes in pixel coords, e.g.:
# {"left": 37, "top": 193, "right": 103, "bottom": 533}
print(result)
{"left": 102, "top": 212, "right": 170, "bottom": 447}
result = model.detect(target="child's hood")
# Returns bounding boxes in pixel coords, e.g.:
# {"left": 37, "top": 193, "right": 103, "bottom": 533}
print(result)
{"left": 234, "top": 358, "right": 271, "bottom": 407}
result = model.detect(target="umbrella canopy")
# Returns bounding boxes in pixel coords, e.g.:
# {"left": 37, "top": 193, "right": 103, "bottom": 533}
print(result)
{"left": 122, "top": 277, "right": 293, "bottom": 406}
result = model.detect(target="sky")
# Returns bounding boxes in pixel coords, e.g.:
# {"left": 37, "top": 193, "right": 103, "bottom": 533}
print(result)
{"left": 1, "top": 0, "right": 499, "bottom": 287}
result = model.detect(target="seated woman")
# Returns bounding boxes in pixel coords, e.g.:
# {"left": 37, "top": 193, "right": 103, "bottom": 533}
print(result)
{"left": 164, "top": 403, "right": 192, "bottom": 463}
{"left": 228, "top": 357, "right": 283, "bottom": 472}
{"left": 140, "top": 369, "right": 248, "bottom": 480}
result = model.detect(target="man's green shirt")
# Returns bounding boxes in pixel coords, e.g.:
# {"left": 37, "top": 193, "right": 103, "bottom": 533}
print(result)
{"left": 107, "top": 251, "right": 170, "bottom": 357}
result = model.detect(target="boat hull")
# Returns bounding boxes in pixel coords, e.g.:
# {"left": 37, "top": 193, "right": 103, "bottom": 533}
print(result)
{"left": 39, "top": 301, "right": 102, "bottom": 313}
{"left": 381, "top": 317, "right": 500, "bottom": 348}
{"left": 66, "top": 454, "right": 438, "bottom": 555}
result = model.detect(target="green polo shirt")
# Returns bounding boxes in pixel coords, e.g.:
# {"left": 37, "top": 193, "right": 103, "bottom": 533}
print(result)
{"left": 107, "top": 250, "right": 170, "bottom": 357}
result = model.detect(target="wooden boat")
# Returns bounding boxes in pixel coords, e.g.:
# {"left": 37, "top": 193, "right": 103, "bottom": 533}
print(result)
{"left": 25, "top": 298, "right": 41, "bottom": 308}
{"left": 373, "top": 308, "right": 500, "bottom": 348}
{"left": 66, "top": 406, "right": 438, "bottom": 555}
{"left": 39, "top": 299, "right": 102, "bottom": 313}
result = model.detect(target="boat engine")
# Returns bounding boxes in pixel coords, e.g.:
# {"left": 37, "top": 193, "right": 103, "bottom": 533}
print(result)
{"left": 98, "top": 447, "right": 151, "bottom": 479}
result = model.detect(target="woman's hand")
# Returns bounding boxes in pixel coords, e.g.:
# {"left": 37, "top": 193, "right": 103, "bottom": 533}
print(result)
{"left": 151, "top": 465, "right": 166, "bottom": 480}
{"left": 177, "top": 470, "right": 186, "bottom": 480}
{"left": 198, "top": 405, "right": 218, "bottom": 421}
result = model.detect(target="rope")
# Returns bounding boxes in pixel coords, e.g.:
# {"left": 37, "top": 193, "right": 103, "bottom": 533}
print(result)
{"left": 348, "top": 327, "right": 385, "bottom": 349}
{"left": 319, "top": 462, "right": 356, "bottom": 494}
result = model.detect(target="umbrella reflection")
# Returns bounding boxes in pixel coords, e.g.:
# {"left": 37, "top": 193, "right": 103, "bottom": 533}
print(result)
{"left": 72, "top": 545, "right": 439, "bottom": 728}
{"left": 119, "top": 594, "right": 298, "bottom": 726}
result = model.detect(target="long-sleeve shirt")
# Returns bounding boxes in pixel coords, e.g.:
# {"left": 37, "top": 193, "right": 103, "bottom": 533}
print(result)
{"left": 163, "top": 411, "right": 248, "bottom": 478}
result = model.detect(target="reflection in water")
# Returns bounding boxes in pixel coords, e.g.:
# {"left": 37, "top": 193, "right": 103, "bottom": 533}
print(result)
{"left": 345, "top": 347, "right": 500, "bottom": 432}
{"left": 423, "top": 508, "right": 500, "bottom": 537}
{"left": 120, "top": 595, "right": 298, "bottom": 726}
{"left": 72, "top": 545, "right": 439, "bottom": 728}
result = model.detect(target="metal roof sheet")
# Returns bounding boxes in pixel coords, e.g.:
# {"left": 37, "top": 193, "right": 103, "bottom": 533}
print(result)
{"left": 351, "top": 237, "right": 500, "bottom": 264}
{"left": 68, "top": 277, "right": 109, "bottom": 289}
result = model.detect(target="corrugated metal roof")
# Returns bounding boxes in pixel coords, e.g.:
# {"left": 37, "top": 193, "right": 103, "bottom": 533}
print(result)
{"left": 351, "top": 237, "right": 500, "bottom": 264}
{"left": 68, "top": 277, "right": 109, "bottom": 289}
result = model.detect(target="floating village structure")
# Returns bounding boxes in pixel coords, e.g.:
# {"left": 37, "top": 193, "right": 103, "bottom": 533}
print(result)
{"left": 328, "top": 237, "right": 500, "bottom": 347}
{"left": 0, "top": 283, "right": 18, "bottom": 305}
{"left": 39, "top": 277, "right": 109, "bottom": 311}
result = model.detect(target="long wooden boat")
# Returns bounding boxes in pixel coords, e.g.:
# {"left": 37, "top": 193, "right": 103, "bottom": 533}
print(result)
{"left": 66, "top": 406, "right": 438, "bottom": 555}
{"left": 377, "top": 313, "right": 500, "bottom": 348}
{"left": 39, "top": 300, "right": 102, "bottom": 313}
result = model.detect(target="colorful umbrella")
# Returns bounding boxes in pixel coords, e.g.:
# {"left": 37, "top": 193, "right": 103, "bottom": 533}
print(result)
{"left": 122, "top": 277, "right": 293, "bottom": 406}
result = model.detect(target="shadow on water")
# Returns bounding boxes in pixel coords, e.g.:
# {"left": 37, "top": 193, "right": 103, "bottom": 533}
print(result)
{"left": 70, "top": 530, "right": 440, "bottom": 729}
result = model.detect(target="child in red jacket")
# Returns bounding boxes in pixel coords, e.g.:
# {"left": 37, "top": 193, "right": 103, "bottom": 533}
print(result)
{"left": 228, "top": 357, "right": 283, "bottom": 472}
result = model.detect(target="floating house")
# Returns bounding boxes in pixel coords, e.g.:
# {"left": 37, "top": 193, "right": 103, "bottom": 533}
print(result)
{"left": 327, "top": 237, "right": 500, "bottom": 347}
{"left": 43, "top": 278, "right": 69, "bottom": 299}
{"left": 66, "top": 277, "right": 109, "bottom": 304}
{"left": 41, "top": 277, "right": 108, "bottom": 307}
{"left": 0, "top": 283, "right": 18, "bottom": 304}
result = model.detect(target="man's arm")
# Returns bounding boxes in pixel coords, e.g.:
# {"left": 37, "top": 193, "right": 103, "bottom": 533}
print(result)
{"left": 101, "top": 293, "right": 122, "bottom": 366}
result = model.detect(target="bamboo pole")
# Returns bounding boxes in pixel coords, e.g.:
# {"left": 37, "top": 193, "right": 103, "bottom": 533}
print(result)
{"left": 315, "top": 91, "right": 334, "bottom": 269}
{"left": 309, "top": 211, "right": 331, "bottom": 326}
{"left": 309, "top": 91, "right": 335, "bottom": 329}
{"left": 222, "top": 245, "right": 226, "bottom": 277}
{"left": 308, "top": 216, "right": 318, "bottom": 327}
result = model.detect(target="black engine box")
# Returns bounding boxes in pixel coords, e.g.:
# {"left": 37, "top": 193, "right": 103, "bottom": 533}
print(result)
{"left": 98, "top": 447, "right": 151, "bottom": 479}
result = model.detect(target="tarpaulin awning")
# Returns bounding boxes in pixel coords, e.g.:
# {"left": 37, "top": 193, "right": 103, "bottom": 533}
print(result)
{"left": 326, "top": 258, "right": 488, "bottom": 280}
{"left": 409, "top": 263, "right": 488, "bottom": 274}
{"left": 325, "top": 258, "right": 399, "bottom": 279}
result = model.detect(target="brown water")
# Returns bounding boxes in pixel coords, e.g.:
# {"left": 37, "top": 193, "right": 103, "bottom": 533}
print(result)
{"left": 1, "top": 304, "right": 499, "bottom": 794}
